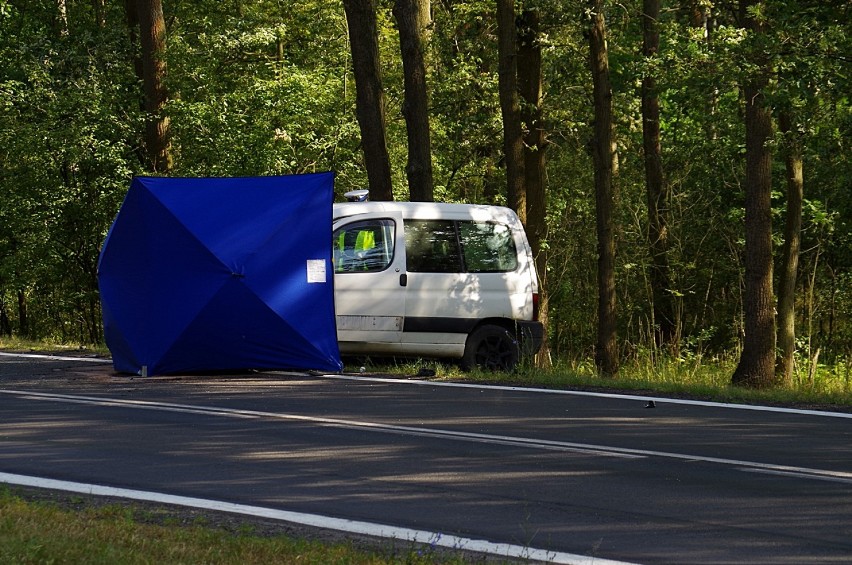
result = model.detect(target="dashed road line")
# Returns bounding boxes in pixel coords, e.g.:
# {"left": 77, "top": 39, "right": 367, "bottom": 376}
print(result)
{"left": 3, "top": 388, "right": 852, "bottom": 484}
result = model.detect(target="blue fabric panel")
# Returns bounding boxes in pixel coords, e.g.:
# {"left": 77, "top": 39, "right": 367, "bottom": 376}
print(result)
{"left": 98, "top": 173, "right": 341, "bottom": 375}
{"left": 99, "top": 181, "right": 231, "bottom": 370}
{"left": 153, "top": 278, "right": 340, "bottom": 374}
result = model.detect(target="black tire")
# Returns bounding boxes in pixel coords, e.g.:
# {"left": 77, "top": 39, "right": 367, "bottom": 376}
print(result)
{"left": 461, "top": 324, "right": 520, "bottom": 372}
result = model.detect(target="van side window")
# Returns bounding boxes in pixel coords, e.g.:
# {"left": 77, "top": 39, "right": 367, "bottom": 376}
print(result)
{"left": 333, "top": 219, "right": 395, "bottom": 273}
{"left": 459, "top": 221, "right": 518, "bottom": 272}
{"left": 405, "top": 220, "right": 462, "bottom": 273}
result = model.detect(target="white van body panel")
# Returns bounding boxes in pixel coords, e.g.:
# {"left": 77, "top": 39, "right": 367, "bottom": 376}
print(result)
{"left": 332, "top": 202, "right": 540, "bottom": 361}
{"left": 333, "top": 210, "right": 406, "bottom": 346}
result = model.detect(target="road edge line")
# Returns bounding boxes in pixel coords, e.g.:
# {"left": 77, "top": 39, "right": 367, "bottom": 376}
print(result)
{"left": 0, "top": 472, "right": 636, "bottom": 565}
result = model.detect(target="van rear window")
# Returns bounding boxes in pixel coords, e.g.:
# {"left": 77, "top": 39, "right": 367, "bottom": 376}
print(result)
{"left": 405, "top": 220, "right": 517, "bottom": 273}
{"left": 459, "top": 221, "right": 518, "bottom": 272}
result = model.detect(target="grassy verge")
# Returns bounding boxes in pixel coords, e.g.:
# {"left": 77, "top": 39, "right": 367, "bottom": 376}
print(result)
{"left": 352, "top": 354, "right": 852, "bottom": 410}
{"left": 2, "top": 335, "right": 849, "bottom": 408}
{"left": 0, "top": 487, "right": 470, "bottom": 565}
{"left": 0, "top": 336, "right": 110, "bottom": 357}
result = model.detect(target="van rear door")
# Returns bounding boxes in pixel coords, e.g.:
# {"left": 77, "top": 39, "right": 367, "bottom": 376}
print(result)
{"left": 332, "top": 212, "right": 407, "bottom": 350}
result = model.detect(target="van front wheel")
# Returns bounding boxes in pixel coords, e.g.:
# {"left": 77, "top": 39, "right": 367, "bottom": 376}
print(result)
{"left": 462, "top": 325, "right": 520, "bottom": 372}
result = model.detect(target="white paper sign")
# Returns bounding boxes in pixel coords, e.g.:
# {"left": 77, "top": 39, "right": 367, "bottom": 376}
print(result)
{"left": 306, "top": 259, "right": 326, "bottom": 283}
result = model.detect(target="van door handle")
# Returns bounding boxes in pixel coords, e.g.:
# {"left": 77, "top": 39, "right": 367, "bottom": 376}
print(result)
{"left": 399, "top": 273, "right": 407, "bottom": 287}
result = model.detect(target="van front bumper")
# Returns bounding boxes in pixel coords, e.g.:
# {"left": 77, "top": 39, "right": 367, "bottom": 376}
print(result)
{"left": 517, "top": 321, "right": 545, "bottom": 356}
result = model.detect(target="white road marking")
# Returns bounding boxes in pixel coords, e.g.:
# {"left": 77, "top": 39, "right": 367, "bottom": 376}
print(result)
{"left": 2, "top": 350, "right": 850, "bottom": 419}
{"left": 0, "top": 351, "right": 111, "bottom": 363}
{"left": 312, "top": 373, "right": 852, "bottom": 420}
{"left": 3, "top": 389, "right": 851, "bottom": 484}
{"left": 0, "top": 389, "right": 639, "bottom": 459}
{"left": 0, "top": 472, "right": 637, "bottom": 565}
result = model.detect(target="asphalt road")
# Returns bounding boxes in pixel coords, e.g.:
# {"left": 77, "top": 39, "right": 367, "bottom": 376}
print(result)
{"left": 1, "top": 352, "right": 851, "bottom": 564}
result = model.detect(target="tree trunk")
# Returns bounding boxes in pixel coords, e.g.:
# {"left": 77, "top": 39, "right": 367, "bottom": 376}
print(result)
{"left": 124, "top": 0, "right": 144, "bottom": 81}
{"left": 0, "top": 298, "right": 11, "bottom": 336}
{"left": 17, "top": 290, "right": 28, "bottom": 338}
{"left": 56, "top": 0, "right": 69, "bottom": 36}
{"left": 641, "top": 0, "right": 676, "bottom": 349}
{"left": 394, "top": 0, "right": 434, "bottom": 202}
{"left": 496, "top": 0, "right": 526, "bottom": 222}
{"left": 343, "top": 0, "right": 394, "bottom": 201}
{"left": 93, "top": 0, "right": 106, "bottom": 27}
{"left": 588, "top": 0, "right": 618, "bottom": 377}
{"left": 776, "top": 111, "right": 803, "bottom": 386}
{"left": 685, "top": 0, "right": 718, "bottom": 140}
{"left": 137, "top": 0, "right": 172, "bottom": 173}
{"left": 732, "top": 0, "right": 776, "bottom": 388}
{"left": 518, "top": 7, "right": 551, "bottom": 368}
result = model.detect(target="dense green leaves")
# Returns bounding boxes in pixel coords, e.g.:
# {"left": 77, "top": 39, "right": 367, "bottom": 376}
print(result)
{"left": 0, "top": 0, "right": 848, "bottom": 379}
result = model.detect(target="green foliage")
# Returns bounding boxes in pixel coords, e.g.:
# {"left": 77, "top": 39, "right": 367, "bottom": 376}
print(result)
{"left": 0, "top": 2, "right": 141, "bottom": 342}
{"left": 0, "top": 0, "right": 849, "bottom": 382}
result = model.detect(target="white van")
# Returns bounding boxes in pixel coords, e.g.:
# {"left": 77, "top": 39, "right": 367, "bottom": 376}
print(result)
{"left": 332, "top": 200, "right": 543, "bottom": 370}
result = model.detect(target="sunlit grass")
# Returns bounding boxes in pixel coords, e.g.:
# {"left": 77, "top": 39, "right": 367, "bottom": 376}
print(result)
{"left": 351, "top": 352, "right": 852, "bottom": 408}
{"left": 0, "top": 336, "right": 110, "bottom": 356}
{"left": 1, "top": 337, "right": 848, "bottom": 407}
{"left": 0, "top": 489, "right": 469, "bottom": 565}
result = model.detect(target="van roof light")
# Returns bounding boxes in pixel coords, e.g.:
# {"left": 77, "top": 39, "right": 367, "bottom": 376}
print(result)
{"left": 344, "top": 189, "right": 370, "bottom": 202}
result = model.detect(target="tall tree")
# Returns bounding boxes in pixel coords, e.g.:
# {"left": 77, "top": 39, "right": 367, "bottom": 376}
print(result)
{"left": 394, "top": 0, "right": 434, "bottom": 202}
{"left": 343, "top": 0, "right": 394, "bottom": 201}
{"left": 93, "top": 0, "right": 106, "bottom": 28}
{"left": 732, "top": 0, "right": 776, "bottom": 387}
{"left": 518, "top": 5, "right": 551, "bottom": 367}
{"left": 124, "top": 0, "right": 143, "bottom": 80}
{"left": 641, "top": 0, "right": 676, "bottom": 348}
{"left": 56, "top": 0, "right": 69, "bottom": 36}
{"left": 776, "top": 111, "right": 803, "bottom": 385}
{"left": 588, "top": 0, "right": 618, "bottom": 376}
{"left": 136, "top": 0, "right": 172, "bottom": 173}
{"left": 496, "top": 0, "right": 526, "bottom": 222}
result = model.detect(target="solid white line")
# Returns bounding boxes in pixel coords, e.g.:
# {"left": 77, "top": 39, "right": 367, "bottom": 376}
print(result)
{"left": 0, "top": 472, "right": 637, "bottom": 565}
{"left": 4, "top": 389, "right": 851, "bottom": 484}
{"left": 311, "top": 373, "right": 852, "bottom": 419}
{"left": 2, "top": 350, "right": 849, "bottom": 419}
{"left": 0, "top": 351, "right": 111, "bottom": 363}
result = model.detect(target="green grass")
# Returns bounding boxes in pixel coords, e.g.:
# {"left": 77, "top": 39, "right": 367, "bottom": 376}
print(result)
{"left": 2, "top": 335, "right": 849, "bottom": 408}
{"left": 352, "top": 352, "right": 852, "bottom": 409}
{"left": 0, "top": 336, "right": 110, "bottom": 357}
{"left": 0, "top": 489, "right": 470, "bottom": 565}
